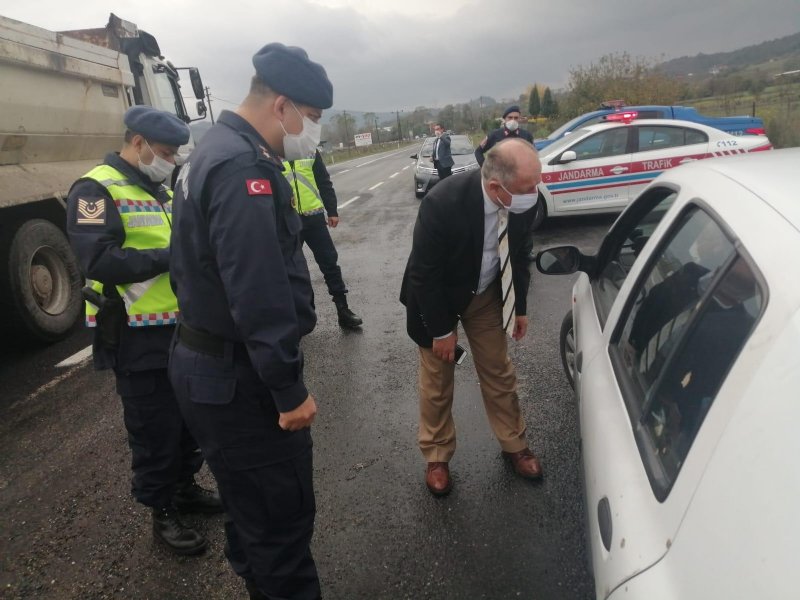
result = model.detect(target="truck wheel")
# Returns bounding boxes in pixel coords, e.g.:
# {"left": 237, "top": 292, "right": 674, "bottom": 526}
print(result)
{"left": 1, "top": 220, "right": 82, "bottom": 343}
{"left": 559, "top": 310, "right": 576, "bottom": 390}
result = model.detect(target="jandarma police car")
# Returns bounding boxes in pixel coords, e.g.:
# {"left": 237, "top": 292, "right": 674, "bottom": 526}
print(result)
{"left": 534, "top": 112, "right": 772, "bottom": 227}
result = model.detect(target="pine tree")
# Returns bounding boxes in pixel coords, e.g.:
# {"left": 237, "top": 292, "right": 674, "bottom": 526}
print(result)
{"left": 528, "top": 84, "right": 541, "bottom": 118}
{"left": 541, "top": 87, "right": 556, "bottom": 118}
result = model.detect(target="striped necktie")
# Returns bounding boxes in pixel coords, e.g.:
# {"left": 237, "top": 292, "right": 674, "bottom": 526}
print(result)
{"left": 498, "top": 208, "right": 515, "bottom": 337}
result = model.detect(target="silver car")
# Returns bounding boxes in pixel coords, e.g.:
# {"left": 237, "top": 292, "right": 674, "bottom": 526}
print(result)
{"left": 410, "top": 134, "right": 479, "bottom": 198}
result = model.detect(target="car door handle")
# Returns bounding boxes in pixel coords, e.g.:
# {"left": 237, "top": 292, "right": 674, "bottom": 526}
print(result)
{"left": 609, "top": 166, "right": 629, "bottom": 174}
{"left": 575, "top": 351, "right": 583, "bottom": 373}
{"left": 598, "top": 497, "right": 613, "bottom": 551}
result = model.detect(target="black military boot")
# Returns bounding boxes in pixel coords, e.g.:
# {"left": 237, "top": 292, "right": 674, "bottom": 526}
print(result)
{"left": 173, "top": 479, "right": 224, "bottom": 514}
{"left": 333, "top": 294, "right": 363, "bottom": 329}
{"left": 152, "top": 506, "right": 208, "bottom": 555}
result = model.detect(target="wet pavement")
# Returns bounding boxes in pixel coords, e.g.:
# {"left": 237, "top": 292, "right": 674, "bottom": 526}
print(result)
{"left": 0, "top": 147, "right": 615, "bottom": 599}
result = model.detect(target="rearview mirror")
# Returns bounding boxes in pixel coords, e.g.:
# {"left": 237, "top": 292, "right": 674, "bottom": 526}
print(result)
{"left": 410, "top": 154, "right": 418, "bottom": 160}
{"left": 537, "top": 246, "right": 581, "bottom": 275}
{"left": 189, "top": 68, "right": 205, "bottom": 100}
{"left": 559, "top": 150, "right": 577, "bottom": 164}
{"left": 196, "top": 100, "right": 207, "bottom": 118}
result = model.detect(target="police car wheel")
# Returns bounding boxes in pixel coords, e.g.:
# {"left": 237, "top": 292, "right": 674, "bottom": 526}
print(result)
{"left": 0, "top": 219, "right": 82, "bottom": 343}
{"left": 559, "top": 310, "right": 576, "bottom": 390}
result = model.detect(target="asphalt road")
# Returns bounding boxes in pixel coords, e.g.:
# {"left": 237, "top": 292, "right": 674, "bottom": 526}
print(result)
{"left": 0, "top": 146, "right": 616, "bottom": 600}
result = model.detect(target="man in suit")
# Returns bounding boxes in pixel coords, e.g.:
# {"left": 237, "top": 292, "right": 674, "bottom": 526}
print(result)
{"left": 400, "top": 138, "right": 544, "bottom": 496}
{"left": 431, "top": 123, "right": 454, "bottom": 181}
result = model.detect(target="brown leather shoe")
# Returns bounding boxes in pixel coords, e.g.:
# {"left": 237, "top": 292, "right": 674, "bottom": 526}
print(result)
{"left": 503, "top": 448, "right": 543, "bottom": 480}
{"left": 425, "top": 462, "right": 452, "bottom": 496}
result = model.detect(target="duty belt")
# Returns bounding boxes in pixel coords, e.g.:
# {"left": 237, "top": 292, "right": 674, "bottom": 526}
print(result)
{"left": 176, "top": 322, "right": 227, "bottom": 357}
{"left": 299, "top": 207, "right": 325, "bottom": 216}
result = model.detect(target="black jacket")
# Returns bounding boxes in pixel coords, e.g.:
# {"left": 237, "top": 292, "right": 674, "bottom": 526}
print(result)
{"left": 475, "top": 127, "right": 534, "bottom": 165}
{"left": 432, "top": 133, "right": 454, "bottom": 168}
{"left": 400, "top": 170, "right": 537, "bottom": 347}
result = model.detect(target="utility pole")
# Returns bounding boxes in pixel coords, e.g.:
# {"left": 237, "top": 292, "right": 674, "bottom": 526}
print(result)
{"left": 342, "top": 110, "right": 351, "bottom": 150}
{"left": 374, "top": 117, "right": 380, "bottom": 144}
{"left": 204, "top": 86, "right": 215, "bottom": 124}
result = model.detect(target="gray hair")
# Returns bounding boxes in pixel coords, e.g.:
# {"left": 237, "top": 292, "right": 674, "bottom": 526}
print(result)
{"left": 481, "top": 138, "right": 536, "bottom": 186}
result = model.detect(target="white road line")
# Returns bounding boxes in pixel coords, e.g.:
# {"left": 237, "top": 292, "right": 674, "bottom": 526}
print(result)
{"left": 389, "top": 172, "right": 399, "bottom": 178}
{"left": 355, "top": 148, "right": 409, "bottom": 168}
{"left": 368, "top": 182, "right": 384, "bottom": 191}
{"left": 332, "top": 168, "right": 351, "bottom": 176}
{"left": 402, "top": 165, "right": 410, "bottom": 171}
{"left": 56, "top": 345, "right": 92, "bottom": 368}
{"left": 338, "top": 195, "right": 361, "bottom": 209}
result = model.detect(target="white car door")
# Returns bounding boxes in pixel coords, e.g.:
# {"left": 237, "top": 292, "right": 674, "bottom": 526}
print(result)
{"left": 578, "top": 189, "right": 766, "bottom": 599}
{"left": 626, "top": 124, "right": 709, "bottom": 201}
{"left": 542, "top": 126, "right": 633, "bottom": 215}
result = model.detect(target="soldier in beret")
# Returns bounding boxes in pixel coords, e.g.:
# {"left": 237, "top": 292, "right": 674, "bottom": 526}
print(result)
{"left": 475, "top": 105, "right": 534, "bottom": 166}
{"left": 168, "top": 43, "right": 333, "bottom": 599}
{"left": 66, "top": 106, "right": 222, "bottom": 558}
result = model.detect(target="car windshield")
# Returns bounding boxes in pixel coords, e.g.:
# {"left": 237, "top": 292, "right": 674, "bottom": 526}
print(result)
{"left": 541, "top": 128, "right": 594, "bottom": 157}
{"left": 420, "top": 135, "right": 473, "bottom": 157}
{"left": 546, "top": 115, "right": 594, "bottom": 140}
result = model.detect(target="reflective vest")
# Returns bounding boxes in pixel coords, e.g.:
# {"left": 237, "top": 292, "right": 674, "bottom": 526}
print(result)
{"left": 283, "top": 158, "right": 325, "bottom": 215}
{"left": 82, "top": 164, "right": 179, "bottom": 328}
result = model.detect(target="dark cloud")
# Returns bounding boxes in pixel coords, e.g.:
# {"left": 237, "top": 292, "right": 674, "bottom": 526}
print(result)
{"left": 3, "top": 0, "right": 798, "bottom": 112}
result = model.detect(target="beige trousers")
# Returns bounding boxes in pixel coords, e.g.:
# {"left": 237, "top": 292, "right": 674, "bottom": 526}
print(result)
{"left": 418, "top": 281, "right": 527, "bottom": 462}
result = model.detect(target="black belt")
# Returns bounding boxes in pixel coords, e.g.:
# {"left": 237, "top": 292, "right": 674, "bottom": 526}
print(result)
{"left": 176, "top": 322, "right": 226, "bottom": 357}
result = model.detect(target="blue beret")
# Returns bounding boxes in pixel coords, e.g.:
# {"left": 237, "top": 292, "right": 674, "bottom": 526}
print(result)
{"left": 124, "top": 106, "right": 190, "bottom": 146}
{"left": 503, "top": 105, "right": 521, "bottom": 118}
{"left": 252, "top": 43, "right": 333, "bottom": 109}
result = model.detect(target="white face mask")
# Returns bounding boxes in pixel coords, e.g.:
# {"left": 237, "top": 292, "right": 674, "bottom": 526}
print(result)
{"left": 281, "top": 101, "right": 322, "bottom": 160}
{"left": 505, "top": 118, "right": 519, "bottom": 132}
{"left": 138, "top": 140, "right": 175, "bottom": 183}
{"left": 499, "top": 182, "right": 539, "bottom": 214}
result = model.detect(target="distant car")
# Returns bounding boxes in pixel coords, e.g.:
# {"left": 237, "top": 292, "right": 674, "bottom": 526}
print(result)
{"left": 410, "top": 134, "right": 479, "bottom": 198}
{"left": 535, "top": 148, "right": 800, "bottom": 600}
{"left": 534, "top": 102, "right": 766, "bottom": 151}
{"left": 534, "top": 114, "right": 771, "bottom": 228}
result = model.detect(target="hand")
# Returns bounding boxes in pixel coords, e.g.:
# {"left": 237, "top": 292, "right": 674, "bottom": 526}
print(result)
{"left": 512, "top": 316, "right": 529, "bottom": 341}
{"left": 278, "top": 394, "right": 317, "bottom": 431}
{"left": 327, "top": 216, "right": 339, "bottom": 228}
{"left": 432, "top": 332, "right": 457, "bottom": 362}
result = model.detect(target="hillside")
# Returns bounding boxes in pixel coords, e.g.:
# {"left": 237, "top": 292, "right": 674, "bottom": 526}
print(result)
{"left": 659, "top": 31, "right": 800, "bottom": 78}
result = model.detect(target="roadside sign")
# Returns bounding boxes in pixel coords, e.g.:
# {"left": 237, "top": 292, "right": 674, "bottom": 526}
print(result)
{"left": 354, "top": 133, "right": 373, "bottom": 147}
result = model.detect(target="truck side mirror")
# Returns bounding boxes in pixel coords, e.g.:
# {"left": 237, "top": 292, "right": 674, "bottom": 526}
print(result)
{"left": 189, "top": 68, "right": 205, "bottom": 100}
{"left": 196, "top": 100, "right": 207, "bottom": 118}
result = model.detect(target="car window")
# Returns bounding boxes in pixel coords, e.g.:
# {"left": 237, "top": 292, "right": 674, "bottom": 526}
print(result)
{"left": 450, "top": 136, "right": 474, "bottom": 155}
{"left": 610, "top": 206, "right": 764, "bottom": 498}
{"left": 569, "top": 128, "right": 629, "bottom": 160}
{"left": 593, "top": 190, "right": 676, "bottom": 324}
{"left": 636, "top": 126, "right": 709, "bottom": 152}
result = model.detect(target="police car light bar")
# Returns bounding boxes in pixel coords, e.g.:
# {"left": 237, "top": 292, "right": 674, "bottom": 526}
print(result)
{"left": 605, "top": 111, "right": 639, "bottom": 123}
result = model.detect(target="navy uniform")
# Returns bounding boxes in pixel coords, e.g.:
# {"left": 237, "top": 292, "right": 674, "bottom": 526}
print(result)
{"left": 168, "top": 43, "right": 332, "bottom": 600}
{"left": 475, "top": 104, "right": 534, "bottom": 165}
{"left": 66, "top": 106, "right": 222, "bottom": 557}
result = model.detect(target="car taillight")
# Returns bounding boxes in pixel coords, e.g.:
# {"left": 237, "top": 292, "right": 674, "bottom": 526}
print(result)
{"left": 605, "top": 111, "right": 638, "bottom": 123}
{"left": 745, "top": 127, "right": 766, "bottom": 135}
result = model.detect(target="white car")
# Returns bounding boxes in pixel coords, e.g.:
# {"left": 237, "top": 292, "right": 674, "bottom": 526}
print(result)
{"left": 534, "top": 114, "right": 772, "bottom": 228}
{"left": 535, "top": 148, "right": 800, "bottom": 599}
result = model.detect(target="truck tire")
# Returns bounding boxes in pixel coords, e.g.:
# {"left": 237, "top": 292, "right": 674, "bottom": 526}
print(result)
{"left": 559, "top": 310, "right": 576, "bottom": 390}
{"left": 0, "top": 219, "right": 82, "bottom": 343}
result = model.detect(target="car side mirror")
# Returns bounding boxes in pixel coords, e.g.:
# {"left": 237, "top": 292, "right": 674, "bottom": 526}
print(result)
{"left": 559, "top": 150, "right": 577, "bottom": 164}
{"left": 410, "top": 154, "right": 418, "bottom": 160}
{"left": 536, "top": 246, "right": 582, "bottom": 275}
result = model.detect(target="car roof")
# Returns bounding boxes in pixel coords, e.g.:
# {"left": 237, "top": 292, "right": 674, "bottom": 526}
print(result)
{"left": 670, "top": 148, "right": 800, "bottom": 231}
{"left": 577, "top": 118, "right": 726, "bottom": 133}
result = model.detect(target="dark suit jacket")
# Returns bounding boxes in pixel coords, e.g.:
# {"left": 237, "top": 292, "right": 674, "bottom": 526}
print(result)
{"left": 432, "top": 133, "right": 454, "bottom": 168}
{"left": 400, "top": 169, "right": 537, "bottom": 347}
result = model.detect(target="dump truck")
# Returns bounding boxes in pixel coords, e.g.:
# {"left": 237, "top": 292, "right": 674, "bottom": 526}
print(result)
{"left": 0, "top": 13, "right": 206, "bottom": 343}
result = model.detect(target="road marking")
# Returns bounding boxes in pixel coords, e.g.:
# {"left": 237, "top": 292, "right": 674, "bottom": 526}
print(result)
{"left": 368, "top": 182, "right": 384, "bottom": 191}
{"left": 402, "top": 165, "right": 410, "bottom": 171}
{"left": 355, "top": 148, "right": 409, "bottom": 168}
{"left": 16, "top": 363, "right": 86, "bottom": 410}
{"left": 338, "top": 196, "right": 361, "bottom": 209}
{"left": 56, "top": 345, "right": 92, "bottom": 368}
{"left": 332, "top": 168, "right": 351, "bottom": 176}
{"left": 389, "top": 172, "right": 399, "bottom": 178}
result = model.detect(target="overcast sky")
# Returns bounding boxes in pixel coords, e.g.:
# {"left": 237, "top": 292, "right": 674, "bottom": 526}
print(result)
{"left": 3, "top": 1, "right": 798, "bottom": 114}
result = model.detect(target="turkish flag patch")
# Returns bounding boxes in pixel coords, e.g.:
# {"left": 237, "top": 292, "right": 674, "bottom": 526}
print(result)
{"left": 246, "top": 179, "right": 272, "bottom": 196}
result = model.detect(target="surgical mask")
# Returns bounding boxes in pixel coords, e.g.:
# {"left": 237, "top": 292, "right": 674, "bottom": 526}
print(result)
{"left": 505, "top": 119, "right": 519, "bottom": 132}
{"left": 499, "top": 183, "right": 539, "bottom": 214}
{"left": 138, "top": 140, "right": 175, "bottom": 183}
{"left": 281, "top": 102, "right": 322, "bottom": 160}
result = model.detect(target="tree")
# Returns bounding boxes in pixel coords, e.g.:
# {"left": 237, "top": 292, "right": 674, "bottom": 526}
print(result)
{"left": 438, "top": 104, "right": 456, "bottom": 131}
{"left": 528, "top": 84, "right": 541, "bottom": 117}
{"left": 541, "top": 87, "right": 556, "bottom": 118}
{"left": 332, "top": 112, "right": 356, "bottom": 146}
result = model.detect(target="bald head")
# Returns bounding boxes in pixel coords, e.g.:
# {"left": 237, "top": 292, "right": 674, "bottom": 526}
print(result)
{"left": 482, "top": 139, "right": 542, "bottom": 208}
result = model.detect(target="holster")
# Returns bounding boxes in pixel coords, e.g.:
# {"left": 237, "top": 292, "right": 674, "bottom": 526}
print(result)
{"left": 82, "top": 286, "right": 126, "bottom": 349}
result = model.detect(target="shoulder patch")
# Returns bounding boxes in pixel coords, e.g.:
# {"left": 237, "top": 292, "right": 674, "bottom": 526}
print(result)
{"left": 76, "top": 198, "right": 106, "bottom": 225}
{"left": 246, "top": 179, "right": 272, "bottom": 196}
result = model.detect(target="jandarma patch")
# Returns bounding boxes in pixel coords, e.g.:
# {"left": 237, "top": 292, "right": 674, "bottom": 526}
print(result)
{"left": 76, "top": 198, "right": 106, "bottom": 225}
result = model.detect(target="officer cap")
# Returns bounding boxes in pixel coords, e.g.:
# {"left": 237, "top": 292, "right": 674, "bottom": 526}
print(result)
{"left": 503, "top": 105, "right": 521, "bottom": 118}
{"left": 124, "top": 106, "right": 191, "bottom": 147}
{"left": 252, "top": 43, "right": 333, "bottom": 109}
